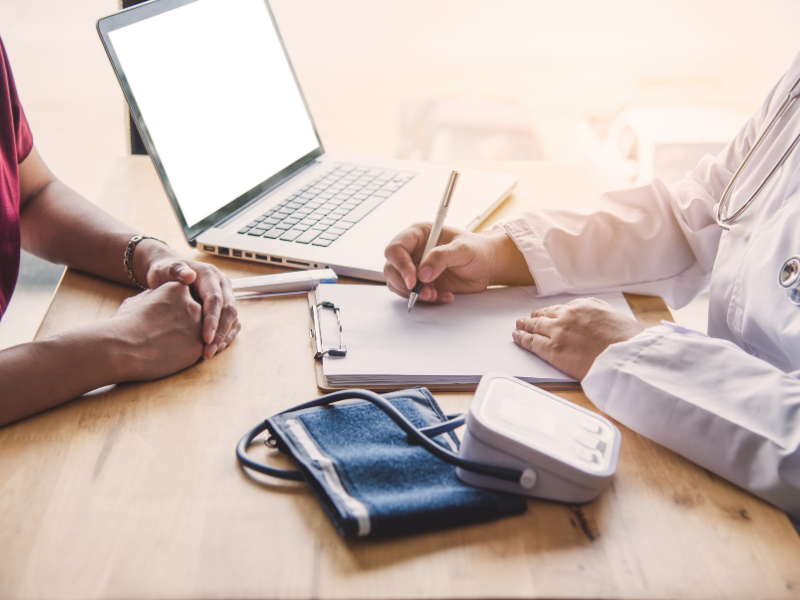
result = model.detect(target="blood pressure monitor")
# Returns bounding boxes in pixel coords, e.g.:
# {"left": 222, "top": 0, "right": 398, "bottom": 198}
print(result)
{"left": 458, "top": 373, "right": 622, "bottom": 503}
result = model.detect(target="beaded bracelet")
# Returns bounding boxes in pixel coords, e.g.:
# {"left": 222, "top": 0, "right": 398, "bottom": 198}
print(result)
{"left": 123, "top": 235, "right": 169, "bottom": 289}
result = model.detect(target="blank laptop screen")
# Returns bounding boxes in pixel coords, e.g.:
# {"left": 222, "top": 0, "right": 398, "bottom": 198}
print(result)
{"left": 108, "top": 0, "right": 320, "bottom": 228}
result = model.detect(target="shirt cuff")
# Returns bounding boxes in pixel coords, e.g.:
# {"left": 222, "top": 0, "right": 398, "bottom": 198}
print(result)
{"left": 484, "top": 216, "right": 567, "bottom": 297}
{"left": 582, "top": 324, "right": 696, "bottom": 412}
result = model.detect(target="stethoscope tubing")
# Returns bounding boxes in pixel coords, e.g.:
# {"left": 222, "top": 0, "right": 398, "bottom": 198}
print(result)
{"left": 716, "top": 78, "right": 800, "bottom": 231}
{"left": 237, "top": 419, "right": 305, "bottom": 481}
{"left": 237, "top": 389, "right": 525, "bottom": 485}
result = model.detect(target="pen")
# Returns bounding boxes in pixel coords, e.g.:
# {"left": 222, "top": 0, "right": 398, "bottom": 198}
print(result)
{"left": 408, "top": 170, "right": 460, "bottom": 312}
{"left": 231, "top": 268, "right": 338, "bottom": 297}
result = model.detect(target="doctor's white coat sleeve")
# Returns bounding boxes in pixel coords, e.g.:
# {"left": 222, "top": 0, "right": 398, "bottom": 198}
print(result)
{"left": 484, "top": 78, "right": 783, "bottom": 309}
{"left": 481, "top": 68, "right": 800, "bottom": 522}
{"left": 583, "top": 323, "right": 800, "bottom": 523}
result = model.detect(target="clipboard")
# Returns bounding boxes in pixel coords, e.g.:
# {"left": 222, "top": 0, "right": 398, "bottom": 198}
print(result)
{"left": 307, "top": 291, "right": 581, "bottom": 394}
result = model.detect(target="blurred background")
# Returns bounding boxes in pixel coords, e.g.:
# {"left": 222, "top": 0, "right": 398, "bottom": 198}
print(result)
{"left": 2, "top": 0, "right": 799, "bottom": 349}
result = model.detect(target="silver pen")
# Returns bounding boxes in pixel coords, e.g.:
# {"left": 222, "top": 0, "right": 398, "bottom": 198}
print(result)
{"left": 408, "top": 170, "right": 460, "bottom": 312}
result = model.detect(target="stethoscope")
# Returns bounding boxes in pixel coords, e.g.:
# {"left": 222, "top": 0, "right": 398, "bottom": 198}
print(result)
{"left": 713, "top": 77, "right": 800, "bottom": 304}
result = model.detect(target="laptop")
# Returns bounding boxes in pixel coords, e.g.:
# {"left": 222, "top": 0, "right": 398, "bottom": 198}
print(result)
{"left": 97, "top": 0, "right": 517, "bottom": 281}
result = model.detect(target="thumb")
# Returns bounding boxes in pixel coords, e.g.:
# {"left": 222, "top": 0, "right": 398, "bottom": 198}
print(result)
{"left": 418, "top": 241, "right": 472, "bottom": 283}
{"left": 148, "top": 260, "right": 197, "bottom": 288}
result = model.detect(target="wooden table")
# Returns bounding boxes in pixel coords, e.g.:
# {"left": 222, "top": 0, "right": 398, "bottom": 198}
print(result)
{"left": 2, "top": 157, "right": 799, "bottom": 600}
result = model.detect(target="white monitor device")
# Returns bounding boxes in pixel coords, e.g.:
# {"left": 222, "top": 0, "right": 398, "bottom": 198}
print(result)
{"left": 458, "top": 373, "right": 621, "bottom": 503}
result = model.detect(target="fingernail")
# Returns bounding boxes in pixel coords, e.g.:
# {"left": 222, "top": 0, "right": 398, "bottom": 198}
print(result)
{"left": 405, "top": 276, "right": 415, "bottom": 289}
{"left": 420, "top": 286, "right": 431, "bottom": 301}
{"left": 442, "top": 293, "right": 454, "bottom": 303}
{"left": 207, "top": 343, "right": 218, "bottom": 357}
{"left": 418, "top": 266, "right": 433, "bottom": 282}
{"left": 219, "top": 342, "right": 227, "bottom": 352}
{"left": 516, "top": 319, "right": 523, "bottom": 328}
{"left": 512, "top": 330, "right": 520, "bottom": 339}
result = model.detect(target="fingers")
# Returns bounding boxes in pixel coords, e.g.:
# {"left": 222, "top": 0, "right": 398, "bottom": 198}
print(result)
{"left": 207, "top": 275, "right": 237, "bottom": 358}
{"left": 515, "top": 316, "right": 555, "bottom": 338}
{"left": 418, "top": 239, "right": 473, "bottom": 283}
{"left": 146, "top": 257, "right": 241, "bottom": 358}
{"left": 184, "top": 282, "right": 239, "bottom": 358}
{"left": 385, "top": 260, "right": 446, "bottom": 303}
{"left": 414, "top": 281, "right": 438, "bottom": 302}
{"left": 513, "top": 308, "right": 559, "bottom": 363}
{"left": 178, "top": 282, "right": 203, "bottom": 321}
{"left": 148, "top": 259, "right": 197, "bottom": 288}
{"left": 190, "top": 265, "right": 223, "bottom": 346}
{"left": 383, "top": 225, "right": 446, "bottom": 303}
{"left": 384, "top": 224, "right": 429, "bottom": 290}
{"left": 190, "top": 265, "right": 237, "bottom": 357}
{"left": 216, "top": 318, "right": 242, "bottom": 353}
{"left": 438, "top": 291, "right": 455, "bottom": 304}
{"left": 384, "top": 223, "right": 473, "bottom": 304}
{"left": 512, "top": 329, "right": 551, "bottom": 361}
{"left": 384, "top": 263, "right": 411, "bottom": 297}
{"left": 200, "top": 288, "right": 223, "bottom": 349}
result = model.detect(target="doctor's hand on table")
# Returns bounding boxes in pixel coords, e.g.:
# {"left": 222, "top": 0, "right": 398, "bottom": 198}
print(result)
{"left": 512, "top": 298, "right": 644, "bottom": 380}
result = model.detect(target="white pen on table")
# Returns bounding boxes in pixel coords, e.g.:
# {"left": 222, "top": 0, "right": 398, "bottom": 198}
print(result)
{"left": 232, "top": 268, "right": 338, "bottom": 298}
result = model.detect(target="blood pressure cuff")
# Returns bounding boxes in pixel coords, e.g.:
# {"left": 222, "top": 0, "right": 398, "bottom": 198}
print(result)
{"left": 266, "top": 387, "right": 527, "bottom": 538}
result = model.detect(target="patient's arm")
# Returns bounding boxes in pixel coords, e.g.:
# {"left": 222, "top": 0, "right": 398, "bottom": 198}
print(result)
{"left": 17, "top": 147, "right": 239, "bottom": 358}
{"left": 0, "top": 282, "right": 207, "bottom": 427}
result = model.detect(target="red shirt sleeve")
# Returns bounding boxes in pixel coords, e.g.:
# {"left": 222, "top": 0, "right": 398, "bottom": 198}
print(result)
{"left": 0, "top": 36, "right": 34, "bottom": 318}
{"left": 3, "top": 42, "right": 32, "bottom": 163}
{"left": 14, "top": 101, "right": 32, "bottom": 164}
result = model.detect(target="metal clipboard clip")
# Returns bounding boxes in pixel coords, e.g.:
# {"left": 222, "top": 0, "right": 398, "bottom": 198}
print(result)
{"left": 310, "top": 300, "right": 347, "bottom": 359}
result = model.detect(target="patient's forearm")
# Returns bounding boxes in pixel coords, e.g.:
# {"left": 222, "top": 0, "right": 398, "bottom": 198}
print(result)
{"left": 0, "top": 322, "right": 126, "bottom": 427}
{"left": 17, "top": 148, "right": 175, "bottom": 288}
{"left": 19, "top": 178, "right": 155, "bottom": 286}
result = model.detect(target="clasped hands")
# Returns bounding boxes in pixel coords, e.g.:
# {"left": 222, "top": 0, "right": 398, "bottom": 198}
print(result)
{"left": 109, "top": 239, "right": 240, "bottom": 382}
{"left": 384, "top": 223, "right": 644, "bottom": 380}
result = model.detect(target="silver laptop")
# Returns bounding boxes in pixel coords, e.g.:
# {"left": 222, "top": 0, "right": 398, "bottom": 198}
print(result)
{"left": 97, "top": 0, "right": 517, "bottom": 281}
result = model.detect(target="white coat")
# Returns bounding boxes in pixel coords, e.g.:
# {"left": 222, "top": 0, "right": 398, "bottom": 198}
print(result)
{"left": 487, "top": 52, "right": 800, "bottom": 523}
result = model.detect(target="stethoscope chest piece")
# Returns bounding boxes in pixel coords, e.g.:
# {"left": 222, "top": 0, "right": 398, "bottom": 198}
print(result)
{"left": 779, "top": 256, "right": 800, "bottom": 305}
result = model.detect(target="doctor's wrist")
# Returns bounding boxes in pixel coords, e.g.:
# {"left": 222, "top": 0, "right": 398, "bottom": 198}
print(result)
{"left": 487, "top": 232, "right": 535, "bottom": 287}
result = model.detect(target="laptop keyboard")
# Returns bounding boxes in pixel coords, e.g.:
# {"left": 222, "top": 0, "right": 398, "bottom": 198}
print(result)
{"left": 237, "top": 164, "right": 416, "bottom": 247}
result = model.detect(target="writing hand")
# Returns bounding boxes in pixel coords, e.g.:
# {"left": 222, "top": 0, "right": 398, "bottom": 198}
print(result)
{"left": 384, "top": 223, "right": 528, "bottom": 304}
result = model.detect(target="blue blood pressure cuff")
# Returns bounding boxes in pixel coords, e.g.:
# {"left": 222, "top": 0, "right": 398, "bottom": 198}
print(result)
{"left": 265, "top": 388, "right": 527, "bottom": 538}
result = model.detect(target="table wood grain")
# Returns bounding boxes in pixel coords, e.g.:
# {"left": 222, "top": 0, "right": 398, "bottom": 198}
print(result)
{"left": 1, "top": 157, "right": 798, "bottom": 600}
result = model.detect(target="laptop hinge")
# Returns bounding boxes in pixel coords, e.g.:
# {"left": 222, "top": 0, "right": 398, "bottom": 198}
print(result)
{"left": 213, "top": 158, "right": 323, "bottom": 230}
